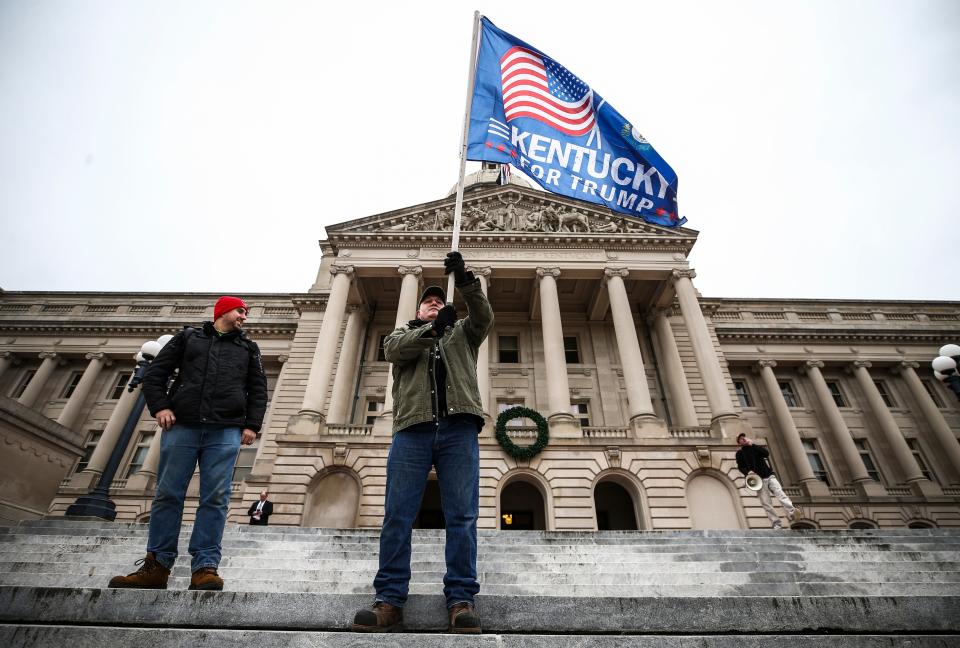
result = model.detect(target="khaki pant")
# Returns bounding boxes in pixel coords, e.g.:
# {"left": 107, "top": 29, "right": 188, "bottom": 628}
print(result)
{"left": 757, "top": 474, "right": 795, "bottom": 528}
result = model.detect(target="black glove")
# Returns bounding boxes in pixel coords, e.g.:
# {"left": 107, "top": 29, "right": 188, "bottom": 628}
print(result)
{"left": 431, "top": 304, "right": 457, "bottom": 335}
{"left": 444, "top": 251, "right": 468, "bottom": 284}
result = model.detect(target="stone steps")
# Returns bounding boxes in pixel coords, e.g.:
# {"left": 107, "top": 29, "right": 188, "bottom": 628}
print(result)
{"left": 2, "top": 587, "right": 958, "bottom": 634}
{"left": 3, "top": 626, "right": 957, "bottom": 648}
{"left": 1, "top": 520, "right": 957, "bottom": 643}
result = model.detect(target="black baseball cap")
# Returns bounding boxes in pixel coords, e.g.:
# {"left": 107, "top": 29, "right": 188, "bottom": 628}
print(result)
{"left": 419, "top": 286, "right": 446, "bottom": 305}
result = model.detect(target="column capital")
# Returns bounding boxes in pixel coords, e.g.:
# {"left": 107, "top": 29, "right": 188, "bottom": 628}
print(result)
{"left": 84, "top": 352, "right": 113, "bottom": 366}
{"left": 893, "top": 360, "right": 920, "bottom": 373}
{"left": 852, "top": 359, "right": 873, "bottom": 370}
{"left": 536, "top": 267, "right": 561, "bottom": 279}
{"left": 671, "top": 268, "right": 697, "bottom": 282}
{"left": 0, "top": 350, "right": 16, "bottom": 361}
{"left": 757, "top": 359, "right": 777, "bottom": 369}
{"left": 604, "top": 267, "right": 630, "bottom": 280}
{"left": 397, "top": 265, "right": 422, "bottom": 276}
{"left": 38, "top": 351, "right": 59, "bottom": 361}
{"left": 330, "top": 264, "right": 355, "bottom": 276}
{"left": 277, "top": 354, "right": 289, "bottom": 364}
{"left": 467, "top": 265, "right": 492, "bottom": 277}
{"left": 804, "top": 359, "right": 825, "bottom": 370}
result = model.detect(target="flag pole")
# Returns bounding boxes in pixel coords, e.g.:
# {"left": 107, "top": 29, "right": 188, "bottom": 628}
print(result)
{"left": 447, "top": 10, "right": 483, "bottom": 300}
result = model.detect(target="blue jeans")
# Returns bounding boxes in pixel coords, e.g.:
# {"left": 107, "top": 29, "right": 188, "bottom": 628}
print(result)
{"left": 374, "top": 416, "right": 480, "bottom": 608}
{"left": 146, "top": 424, "right": 241, "bottom": 572}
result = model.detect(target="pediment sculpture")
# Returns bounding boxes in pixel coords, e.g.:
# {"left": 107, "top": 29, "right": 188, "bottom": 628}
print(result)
{"left": 372, "top": 203, "right": 656, "bottom": 235}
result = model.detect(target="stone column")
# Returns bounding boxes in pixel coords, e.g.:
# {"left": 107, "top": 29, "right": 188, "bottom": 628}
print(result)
{"left": 650, "top": 309, "right": 699, "bottom": 428}
{"left": 326, "top": 305, "right": 367, "bottom": 425}
{"left": 0, "top": 351, "right": 16, "bottom": 381}
{"left": 289, "top": 265, "right": 354, "bottom": 435}
{"left": 57, "top": 353, "right": 110, "bottom": 429}
{"left": 604, "top": 268, "right": 662, "bottom": 436}
{"left": 801, "top": 360, "right": 876, "bottom": 491}
{"left": 472, "top": 266, "right": 493, "bottom": 421}
{"left": 537, "top": 267, "right": 578, "bottom": 438}
{"left": 895, "top": 360, "right": 960, "bottom": 480}
{"left": 671, "top": 270, "right": 740, "bottom": 435}
{"left": 380, "top": 265, "right": 422, "bottom": 425}
{"left": 69, "top": 369, "right": 140, "bottom": 489}
{"left": 850, "top": 360, "right": 931, "bottom": 490}
{"left": 756, "top": 360, "right": 819, "bottom": 488}
{"left": 17, "top": 352, "right": 61, "bottom": 409}
{"left": 126, "top": 425, "right": 163, "bottom": 491}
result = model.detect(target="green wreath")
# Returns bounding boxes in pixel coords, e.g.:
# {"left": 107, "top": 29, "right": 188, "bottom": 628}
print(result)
{"left": 495, "top": 406, "right": 550, "bottom": 460}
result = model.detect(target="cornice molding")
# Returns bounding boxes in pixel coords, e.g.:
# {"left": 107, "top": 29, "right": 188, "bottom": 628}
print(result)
{"left": 0, "top": 322, "right": 296, "bottom": 338}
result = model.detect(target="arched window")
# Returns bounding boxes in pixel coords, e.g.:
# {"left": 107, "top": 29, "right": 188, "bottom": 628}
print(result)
{"left": 500, "top": 479, "right": 547, "bottom": 530}
{"left": 303, "top": 469, "right": 361, "bottom": 528}
{"left": 907, "top": 520, "right": 936, "bottom": 529}
{"left": 594, "top": 480, "right": 639, "bottom": 530}
{"left": 686, "top": 472, "right": 744, "bottom": 530}
{"left": 848, "top": 519, "right": 877, "bottom": 530}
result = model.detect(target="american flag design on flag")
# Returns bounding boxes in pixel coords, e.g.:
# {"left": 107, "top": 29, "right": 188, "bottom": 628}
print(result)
{"left": 500, "top": 46, "right": 595, "bottom": 137}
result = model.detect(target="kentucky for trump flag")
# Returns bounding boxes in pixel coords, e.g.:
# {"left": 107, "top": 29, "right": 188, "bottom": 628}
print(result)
{"left": 466, "top": 17, "right": 684, "bottom": 227}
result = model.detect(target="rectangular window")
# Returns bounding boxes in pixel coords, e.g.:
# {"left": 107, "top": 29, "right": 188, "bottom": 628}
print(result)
{"left": 376, "top": 334, "right": 388, "bottom": 362}
{"left": 853, "top": 439, "right": 882, "bottom": 481}
{"left": 779, "top": 381, "right": 801, "bottom": 407}
{"left": 10, "top": 370, "right": 36, "bottom": 399}
{"left": 108, "top": 372, "right": 130, "bottom": 400}
{"left": 125, "top": 431, "right": 155, "bottom": 478}
{"left": 365, "top": 399, "right": 384, "bottom": 425}
{"left": 233, "top": 447, "right": 258, "bottom": 483}
{"left": 802, "top": 439, "right": 831, "bottom": 485}
{"left": 921, "top": 379, "right": 945, "bottom": 408}
{"left": 60, "top": 372, "right": 84, "bottom": 399}
{"left": 563, "top": 336, "right": 580, "bottom": 364}
{"left": 906, "top": 438, "right": 936, "bottom": 482}
{"left": 570, "top": 401, "right": 590, "bottom": 427}
{"left": 497, "top": 400, "right": 526, "bottom": 426}
{"left": 733, "top": 380, "right": 753, "bottom": 408}
{"left": 498, "top": 336, "right": 520, "bottom": 363}
{"left": 874, "top": 380, "right": 897, "bottom": 408}
{"left": 826, "top": 381, "right": 847, "bottom": 408}
{"left": 74, "top": 431, "right": 102, "bottom": 474}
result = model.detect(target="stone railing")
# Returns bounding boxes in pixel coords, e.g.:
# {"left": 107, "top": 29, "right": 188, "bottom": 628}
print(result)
{"left": 829, "top": 487, "right": 857, "bottom": 497}
{"left": 669, "top": 427, "right": 713, "bottom": 438}
{"left": 782, "top": 487, "right": 802, "bottom": 497}
{"left": 942, "top": 486, "right": 960, "bottom": 497}
{"left": 505, "top": 426, "right": 538, "bottom": 439}
{"left": 886, "top": 486, "right": 912, "bottom": 496}
{"left": 110, "top": 479, "right": 127, "bottom": 490}
{"left": 582, "top": 427, "right": 629, "bottom": 438}
{"left": 324, "top": 424, "right": 372, "bottom": 436}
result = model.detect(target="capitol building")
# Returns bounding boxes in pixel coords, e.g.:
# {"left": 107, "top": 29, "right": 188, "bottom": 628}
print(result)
{"left": 1, "top": 164, "right": 958, "bottom": 531}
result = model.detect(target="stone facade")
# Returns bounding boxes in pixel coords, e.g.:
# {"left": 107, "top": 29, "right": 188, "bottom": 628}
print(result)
{"left": 1, "top": 169, "right": 958, "bottom": 530}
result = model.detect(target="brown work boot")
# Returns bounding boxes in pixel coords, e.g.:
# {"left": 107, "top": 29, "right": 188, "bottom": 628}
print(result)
{"left": 188, "top": 567, "right": 224, "bottom": 591}
{"left": 448, "top": 601, "right": 481, "bottom": 634}
{"left": 108, "top": 552, "right": 170, "bottom": 589}
{"left": 351, "top": 601, "right": 403, "bottom": 632}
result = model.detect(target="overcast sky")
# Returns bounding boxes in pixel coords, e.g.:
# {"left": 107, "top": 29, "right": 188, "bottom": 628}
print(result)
{"left": 1, "top": 0, "right": 958, "bottom": 301}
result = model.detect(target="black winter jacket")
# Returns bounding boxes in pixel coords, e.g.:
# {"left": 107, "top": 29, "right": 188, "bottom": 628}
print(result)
{"left": 735, "top": 444, "right": 774, "bottom": 479}
{"left": 142, "top": 322, "right": 268, "bottom": 432}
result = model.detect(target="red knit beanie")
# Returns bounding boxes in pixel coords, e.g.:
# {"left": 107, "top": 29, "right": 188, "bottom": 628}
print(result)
{"left": 214, "top": 296, "right": 248, "bottom": 321}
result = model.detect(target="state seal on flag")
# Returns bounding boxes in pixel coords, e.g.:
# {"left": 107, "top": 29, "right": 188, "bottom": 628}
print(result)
{"left": 621, "top": 123, "right": 651, "bottom": 152}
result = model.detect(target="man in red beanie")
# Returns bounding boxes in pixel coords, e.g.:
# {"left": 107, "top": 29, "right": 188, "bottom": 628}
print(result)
{"left": 108, "top": 295, "right": 267, "bottom": 592}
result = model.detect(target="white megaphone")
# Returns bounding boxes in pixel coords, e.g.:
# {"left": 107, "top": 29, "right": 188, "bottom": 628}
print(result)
{"left": 745, "top": 472, "right": 763, "bottom": 491}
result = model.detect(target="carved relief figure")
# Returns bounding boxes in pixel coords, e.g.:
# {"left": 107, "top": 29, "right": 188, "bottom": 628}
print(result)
{"left": 593, "top": 217, "right": 620, "bottom": 233}
{"left": 544, "top": 206, "right": 591, "bottom": 233}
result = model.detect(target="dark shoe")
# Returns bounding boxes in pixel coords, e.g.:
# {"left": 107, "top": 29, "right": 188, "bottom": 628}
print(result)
{"left": 188, "top": 567, "right": 224, "bottom": 591}
{"left": 351, "top": 601, "right": 403, "bottom": 632}
{"left": 448, "top": 601, "right": 481, "bottom": 634}
{"left": 108, "top": 552, "right": 170, "bottom": 589}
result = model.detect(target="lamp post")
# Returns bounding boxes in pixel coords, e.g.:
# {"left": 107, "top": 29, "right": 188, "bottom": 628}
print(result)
{"left": 932, "top": 343, "right": 960, "bottom": 402}
{"left": 65, "top": 335, "right": 172, "bottom": 520}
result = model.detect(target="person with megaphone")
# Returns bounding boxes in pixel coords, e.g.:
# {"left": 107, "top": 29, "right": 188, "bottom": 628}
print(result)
{"left": 735, "top": 433, "right": 801, "bottom": 529}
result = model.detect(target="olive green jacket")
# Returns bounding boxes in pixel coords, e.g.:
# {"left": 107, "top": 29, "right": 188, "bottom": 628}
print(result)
{"left": 384, "top": 278, "right": 493, "bottom": 433}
